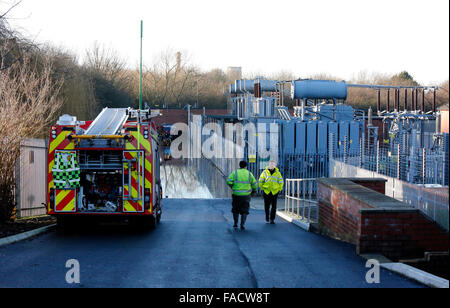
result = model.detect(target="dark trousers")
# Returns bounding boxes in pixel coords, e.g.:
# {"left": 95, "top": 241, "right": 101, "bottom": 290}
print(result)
{"left": 263, "top": 192, "right": 278, "bottom": 221}
{"left": 232, "top": 195, "right": 250, "bottom": 226}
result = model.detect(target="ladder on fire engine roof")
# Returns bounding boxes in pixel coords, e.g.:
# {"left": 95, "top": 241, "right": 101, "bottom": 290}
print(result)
{"left": 84, "top": 108, "right": 129, "bottom": 136}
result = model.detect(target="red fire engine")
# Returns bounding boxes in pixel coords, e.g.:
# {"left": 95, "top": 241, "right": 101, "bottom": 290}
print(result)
{"left": 46, "top": 108, "right": 162, "bottom": 228}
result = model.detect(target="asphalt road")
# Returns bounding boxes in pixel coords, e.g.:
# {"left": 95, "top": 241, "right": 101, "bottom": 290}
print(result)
{"left": 0, "top": 198, "right": 423, "bottom": 288}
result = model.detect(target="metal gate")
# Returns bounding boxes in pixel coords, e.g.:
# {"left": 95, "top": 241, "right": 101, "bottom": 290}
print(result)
{"left": 284, "top": 178, "right": 318, "bottom": 224}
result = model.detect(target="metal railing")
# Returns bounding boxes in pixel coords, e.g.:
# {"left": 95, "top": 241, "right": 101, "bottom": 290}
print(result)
{"left": 284, "top": 178, "right": 318, "bottom": 224}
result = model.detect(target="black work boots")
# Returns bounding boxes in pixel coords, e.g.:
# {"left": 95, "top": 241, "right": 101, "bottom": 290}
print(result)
{"left": 233, "top": 213, "right": 247, "bottom": 230}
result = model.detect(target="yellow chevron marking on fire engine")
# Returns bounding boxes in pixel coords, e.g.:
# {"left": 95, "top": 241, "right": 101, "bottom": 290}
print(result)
{"left": 65, "top": 142, "right": 75, "bottom": 150}
{"left": 50, "top": 131, "right": 70, "bottom": 153}
{"left": 137, "top": 131, "right": 151, "bottom": 152}
{"left": 125, "top": 140, "right": 151, "bottom": 189}
{"left": 55, "top": 189, "right": 71, "bottom": 205}
{"left": 126, "top": 141, "right": 136, "bottom": 150}
{"left": 130, "top": 179, "right": 139, "bottom": 197}
{"left": 127, "top": 131, "right": 151, "bottom": 152}
{"left": 48, "top": 160, "right": 54, "bottom": 174}
{"left": 124, "top": 200, "right": 135, "bottom": 212}
{"left": 62, "top": 197, "right": 75, "bottom": 212}
{"left": 138, "top": 132, "right": 153, "bottom": 176}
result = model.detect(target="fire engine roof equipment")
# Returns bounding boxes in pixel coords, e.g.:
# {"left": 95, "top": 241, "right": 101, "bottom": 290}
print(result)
{"left": 84, "top": 108, "right": 129, "bottom": 136}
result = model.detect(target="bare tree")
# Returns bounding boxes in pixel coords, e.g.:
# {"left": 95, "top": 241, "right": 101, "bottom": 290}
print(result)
{"left": 85, "top": 42, "right": 129, "bottom": 86}
{"left": 0, "top": 0, "right": 36, "bottom": 71}
{"left": 0, "top": 53, "right": 63, "bottom": 222}
{"left": 142, "top": 49, "right": 200, "bottom": 107}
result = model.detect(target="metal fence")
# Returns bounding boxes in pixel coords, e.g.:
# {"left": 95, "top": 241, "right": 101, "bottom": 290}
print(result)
{"left": 332, "top": 134, "right": 448, "bottom": 186}
{"left": 399, "top": 182, "right": 449, "bottom": 231}
{"left": 189, "top": 113, "right": 329, "bottom": 196}
{"left": 284, "top": 178, "right": 318, "bottom": 224}
{"left": 189, "top": 158, "right": 232, "bottom": 198}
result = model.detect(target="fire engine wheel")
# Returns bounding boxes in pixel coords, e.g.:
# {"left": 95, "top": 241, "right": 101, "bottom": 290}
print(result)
{"left": 156, "top": 211, "right": 161, "bottom": 223}
{"left": 148, "top": 215, "right": 157, "bottom": 230}
{"left": 156, "top": 203, "right": 162, "bottom": 223}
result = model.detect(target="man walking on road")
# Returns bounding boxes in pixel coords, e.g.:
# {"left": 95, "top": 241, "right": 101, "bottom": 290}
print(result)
{"left": 258, "top": 160, "right": 283, "bottom": 224}
{"left": 226, "top": 161, "right": 257, "bottom": 230}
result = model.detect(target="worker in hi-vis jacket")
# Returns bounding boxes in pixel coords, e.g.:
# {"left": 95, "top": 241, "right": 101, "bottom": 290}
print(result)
{"left": 226, "top": 161, "right": 257, "bottom": 230}
{"left": 258, "top": 160, "right": 283, "bottom": 224}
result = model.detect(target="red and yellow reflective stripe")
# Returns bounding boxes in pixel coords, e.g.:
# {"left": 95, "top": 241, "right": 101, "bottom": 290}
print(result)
{"left": 123, "top": 151, "right": 144, "bottom": 213}
{"left": 126, "top": 130, "right": 152, "bottom": 189}
{"left": 47, "top": 130, "right": 75, "bottom": 213}
{"left": 55, "top": 189, "right": 76, "bottom": 212}
{"left": 125, "top": 127, "right": 154, "bottom": 213}
{"left": 48, "top": 131, "right": 74, "bottom": 190}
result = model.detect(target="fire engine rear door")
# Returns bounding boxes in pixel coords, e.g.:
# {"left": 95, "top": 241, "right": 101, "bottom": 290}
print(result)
{"left": 123, "top": 150, "right": 145, "bottom": 213}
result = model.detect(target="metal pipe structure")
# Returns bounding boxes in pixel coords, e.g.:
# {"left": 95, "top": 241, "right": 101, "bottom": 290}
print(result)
{"left": 421, "top": 89, "right": 425, "bottom": 113}
{"left": 394, "top": 89, "right": 399, "bottom": 112}
{"left": 411, "top": 89, "right": 415, "bottom": 111}
{"left": 433, "top": 89, "right": 437, "bottom": 113}
{"left": 377, "top": 89, "right": 381, "bottom": 112}
{"left": 346, "top": 84, "right": 436, "bottom": 90}
{"left": 415, "top": 88, "right": 419, "bottom": 112}
{"left": 387, "top": 89, "right": 390, "bottom": 112}
{"left": 404, "top": 88, "right": 408, "bottom": 111}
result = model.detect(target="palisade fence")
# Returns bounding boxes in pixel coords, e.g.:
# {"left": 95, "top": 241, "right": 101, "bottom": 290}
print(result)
{"left": 331, "top": 133, "right": 449, "bottom": 186}
{"left": 188, "top": 114, "right": 330, "bottom": 198}
{"left": 331, "top": 132, "right": 449, "bottom": 231}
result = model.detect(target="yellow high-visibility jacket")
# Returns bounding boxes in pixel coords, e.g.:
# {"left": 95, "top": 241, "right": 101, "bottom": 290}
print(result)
{"left": 258, "top": 167, "right": 283, "bottom": 195}
{"left": 226, "top": 168, "right": 257, "bottom": 196}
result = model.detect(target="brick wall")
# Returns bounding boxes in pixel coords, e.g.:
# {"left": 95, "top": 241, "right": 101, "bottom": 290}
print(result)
{"left": 317, "top": 178, "right": 449, "bottom": 262}
{"left": 318, "top": 182, "right": 372, "bottom": 244}
{"left": 358, "top": 209, "right": 449, "bottom": 261}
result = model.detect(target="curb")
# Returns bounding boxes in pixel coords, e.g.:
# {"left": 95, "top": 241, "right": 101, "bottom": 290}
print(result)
{"left": 0, "top": 224, "right": 56, "bottom": 248}
{"left": 380, "top": 263, "right": 449, "bottom": 288}
{"left": 277, "top": 212, "right": 449, "bottom": 289}
{"left": 276, "top": 211, "right": 310, "bottom": 231}
{"left": 360, "top": 254, "right": 449, "bottom": 288}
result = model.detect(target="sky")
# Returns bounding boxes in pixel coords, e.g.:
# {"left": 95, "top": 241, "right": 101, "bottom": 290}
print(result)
{"left": 3, "top": 0, "right": 449, "bottom": 85}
